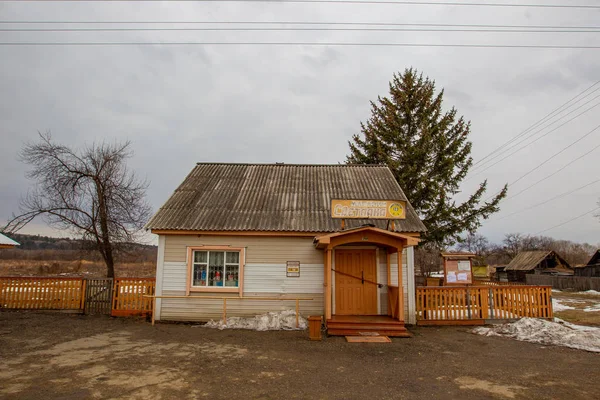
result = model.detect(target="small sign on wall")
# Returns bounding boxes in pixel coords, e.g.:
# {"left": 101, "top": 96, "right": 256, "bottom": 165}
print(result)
{"left": 286, "top": 261, "right": 300, "bottom": 278}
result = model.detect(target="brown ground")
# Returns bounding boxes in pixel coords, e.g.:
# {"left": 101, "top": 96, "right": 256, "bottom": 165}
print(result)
{"left": 0, "top": 259, "right": 155, "bottom": 278}
{"left": 1, "top": 311, "right": 598, "bottom": 400}
{"left": 553, "top": 291, "right": 600, "bottom": 327}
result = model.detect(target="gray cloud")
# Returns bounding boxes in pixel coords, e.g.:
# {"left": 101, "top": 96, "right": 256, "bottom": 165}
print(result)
{"left": 1, "top": 2, "right": 599, "bottom": 246}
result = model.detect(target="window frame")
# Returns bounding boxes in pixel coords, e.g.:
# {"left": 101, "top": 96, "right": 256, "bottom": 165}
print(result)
{"left": 186, "top": 246, "right": 245, "bottom": 295}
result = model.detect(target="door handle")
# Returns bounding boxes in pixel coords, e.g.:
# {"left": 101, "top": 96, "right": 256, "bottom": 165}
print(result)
{"left": 362, "top": 271, "right": 364, "bottom": 284}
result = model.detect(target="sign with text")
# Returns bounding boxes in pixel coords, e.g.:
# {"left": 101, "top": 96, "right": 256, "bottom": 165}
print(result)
{"left": 286, "top": 261, "right": 300, "bottom": 278}
{"left": 330, "top": 199, "right": 406, "bottom": 220}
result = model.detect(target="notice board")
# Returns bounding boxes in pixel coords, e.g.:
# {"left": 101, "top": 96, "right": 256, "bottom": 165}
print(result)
{"left": 443, "top": 259, "right": 473, "bottom": 285}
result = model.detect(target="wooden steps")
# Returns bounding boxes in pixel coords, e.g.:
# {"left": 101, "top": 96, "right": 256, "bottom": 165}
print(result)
{"left": 327, "top": 315, "right": 412, "bottom": 338}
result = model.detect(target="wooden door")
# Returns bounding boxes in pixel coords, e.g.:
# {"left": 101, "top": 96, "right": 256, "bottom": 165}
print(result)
{"left": 335, "top": 249, "right": 378, "bottom": 315}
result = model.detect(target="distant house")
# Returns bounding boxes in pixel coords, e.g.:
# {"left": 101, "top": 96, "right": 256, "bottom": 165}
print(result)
{"left": 0, "top": 232, "right": 19, "bottom": 249}
{"left": 491, "top": 265, "right": 509, "bottom": 282}
{"left": 505, "top": 250, "right": 572, "bottom": 282}
{"left": 574, "top": 250, "right": 600, "bottom": 278}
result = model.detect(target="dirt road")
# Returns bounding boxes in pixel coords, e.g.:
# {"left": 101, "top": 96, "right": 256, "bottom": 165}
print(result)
{"left": 1, "top": 311, "right": 598, "bottom": 399}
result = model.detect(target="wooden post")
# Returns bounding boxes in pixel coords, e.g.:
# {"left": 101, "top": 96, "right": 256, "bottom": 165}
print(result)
{"left": 151, "top": 296, "right": 156, "bottom": 326}
{"left": 325, "top": 248, "right": 332, "bottom": 320}
{"left": 387, "top": 252, "right": 391, "bottom": 287}
{"left": 296, "top": 298, "right": 300, "bottom": 328}
{"left": 397, "top": 247, "right": 404, "bottom": 322}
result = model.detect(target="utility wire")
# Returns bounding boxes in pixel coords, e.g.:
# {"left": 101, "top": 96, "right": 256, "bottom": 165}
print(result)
{"left": 506, "top": 123, "right": 600, "bottom": 188}
{"left": 8, "top": 0, "right": 600, "bottom": 9}
{"left": 506, "top": 141, "right": 600, "bottom": 201}
{"left": 1, "top": 21, "right": 599, "bottom": 28}
{"left": 534, "top": 206, "right": 600, "bottom": 235}
{"left": 5, "top": 27, "right": 600, "bottom": 32}
{"left": 2, "top": 42, "right": 600, "bottom": 48}
{"left": 470, "top": 80, "right": 600, "bottom": 170}
{"left": 495, "top": 178, "right": 600, "bottom": 221}
{"left": 467, "top": 96, "right": 600, "bottom": 180}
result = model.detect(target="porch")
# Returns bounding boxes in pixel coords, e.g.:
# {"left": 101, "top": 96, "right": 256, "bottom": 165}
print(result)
{"left": 326, "top": 315, "right": 411, "bottom": 337}
{"left": 314, "top": 226, "right": 420, "bottom": 337}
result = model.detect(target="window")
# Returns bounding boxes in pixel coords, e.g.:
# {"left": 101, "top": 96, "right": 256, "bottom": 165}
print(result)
{"left": 187, "top": 247, "right": 244, "bottom": 293}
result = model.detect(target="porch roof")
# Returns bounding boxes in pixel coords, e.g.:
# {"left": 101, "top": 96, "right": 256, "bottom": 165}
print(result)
{"left": 313, "top": 226, "right": 420, "bottom": 251}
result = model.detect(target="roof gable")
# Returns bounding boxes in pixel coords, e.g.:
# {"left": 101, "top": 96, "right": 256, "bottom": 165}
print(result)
{"left": 506, "top": 250, "right": 571, "bottom": 271}
{"left": 586, "top": 250, "right": 600, "bottom": 267}
{"left": 147, "top": 163, "right": 426, "bottom": 233}
{"left": 0, "top": 232, "right": 19, "bottom": 247}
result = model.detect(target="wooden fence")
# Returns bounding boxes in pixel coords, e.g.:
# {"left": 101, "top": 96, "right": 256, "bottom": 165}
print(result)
{"left": 0, "top": 277, "right": 85, "bottom": 310}
{"left": 526, "top": 274, "right": 600, "bottom": 291}
{"left": 0, "top": 276, "right": 155, "bottom": 317}
{"left": 416, "top": 285, "right": 553, "bottom": 325}
{"left": 111, "top": 278, "right": 155, "bottom": 317}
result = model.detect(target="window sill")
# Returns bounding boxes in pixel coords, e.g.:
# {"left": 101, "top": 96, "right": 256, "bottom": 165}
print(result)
{"left": 188, "top": 287, "right": 240, "bottom": 293}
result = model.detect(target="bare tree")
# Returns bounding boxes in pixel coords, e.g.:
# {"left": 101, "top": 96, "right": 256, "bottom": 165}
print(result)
{"left": 457, "top": 233, "right": 490, "bottom": 256}
{"left": 415, "top": 244, "right": 443, "bottom": 277}
{"left": 2, "top": 132, "right": 152, "bottom": 278}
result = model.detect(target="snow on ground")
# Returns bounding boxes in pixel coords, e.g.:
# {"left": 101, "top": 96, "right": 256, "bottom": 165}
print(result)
{"left": 583, "top": 303, "right": 600, "bottom": 312}
{"left": 553, "top": 298, "right": 577, "bottom": 312}
{"left": 200, "top": 310, "right": 308, "bottom": 331}
{"left": 473, "top": 318, "right": 600, "bottom": 353}
{"left": 582, "top": 290, "right": 600, "bottom": 296}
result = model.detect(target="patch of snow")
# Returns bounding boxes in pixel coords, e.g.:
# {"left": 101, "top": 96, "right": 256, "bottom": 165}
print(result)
{"left": 552, "top": 298, "right": 576, "bottom": 312}
{"left": 200, "top": 310, "right": 307, "bottom": 331}
{"left": 473, "top": 318, "right": 600, "bottom": 353}
{"left": 551, "top": 289, "right": 562, "bottom": 293}
{"left": 582, "top": 290, "right": 600, "bottom": 296}
{"left": 583, "top": 303, "right": 600, "bottom": 313}
{"left": 553, "top": 318, "right": 600, "bottom": 332}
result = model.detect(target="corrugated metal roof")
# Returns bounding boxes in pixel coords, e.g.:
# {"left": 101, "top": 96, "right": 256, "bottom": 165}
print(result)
{"left": 147, "top": 163, "right": 426, "bottom": 233}
{"left": 505, "top": 250, "right": 570, "bottom": 271}
{"left": 0, "top": 232, "right": 19, "bottom": 246}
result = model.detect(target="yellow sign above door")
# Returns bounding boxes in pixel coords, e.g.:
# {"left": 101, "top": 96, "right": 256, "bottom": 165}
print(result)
{"left": 330, "top": 199, "right": 406, "bottom": 220}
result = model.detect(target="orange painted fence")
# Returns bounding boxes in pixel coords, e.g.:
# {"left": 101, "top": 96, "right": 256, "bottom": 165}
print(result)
{"left": 416, "top": 285, "right": 553, "bottom": 325}
{"left": 0, "top": 277, "right": 85, "bottom": 310}
{"left": 0, "top": 276, "right": 156, "bottom": 317}
{"left": 111, "top": 278, "right": 155, "bottom": 317}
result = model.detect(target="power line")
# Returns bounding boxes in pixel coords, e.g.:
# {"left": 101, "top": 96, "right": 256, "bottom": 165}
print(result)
{"left": 495, "top": 178, "right": 600, "bottom": 221}
{"left": 507, "top": 123, "right": 600, "bottom": 188}
{"left": 506, "top": 141, "right": 600, "bottom": 200}
{"left": 534, "top": 206, "right": 600, "bottom": 235}
{"left": 470, "top": 80, "right": 600, "bottom": 171}
{"left": 1, "top": 42, "right": 600, "bottom": 48}
{"left": 7, "top": 0, "right": 600, "bottom": 9}
{"left": 467, "top": 96, "right": 600, "bottom": 180}
{"left": 4, "top": 27, "right": 600, "bottom": 32}
{"left": 2, "top": 21, "right": 600, "bottom": 29}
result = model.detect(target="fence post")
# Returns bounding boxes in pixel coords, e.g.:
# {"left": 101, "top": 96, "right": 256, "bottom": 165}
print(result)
{"left": 466, "top": 288, "right": 471, "bottom": 320}
{"left": 488, "top": 288, "right": 494, "bottom": 319}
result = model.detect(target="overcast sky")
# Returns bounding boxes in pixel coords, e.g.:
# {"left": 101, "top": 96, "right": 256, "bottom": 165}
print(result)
{"left": 0, "top": 1, "right": 599, "bottom": 246}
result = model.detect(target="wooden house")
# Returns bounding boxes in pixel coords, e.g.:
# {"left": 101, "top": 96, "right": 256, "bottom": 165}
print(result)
{"left": 146, "top": 163, "right": 426, "bottom": 336}
{"left": 505, "top": 250, "right": 572, "bottom": 282}
{"left": 0, "top": 232, "right": 19, "bottom": 249}
{"left": 574, "top": 250, "right": 600, "bottom": 278}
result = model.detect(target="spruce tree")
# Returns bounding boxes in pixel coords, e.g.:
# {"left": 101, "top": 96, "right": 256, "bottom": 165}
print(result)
{"left": 347, "top": 68, "right": 507, "bottom": 246}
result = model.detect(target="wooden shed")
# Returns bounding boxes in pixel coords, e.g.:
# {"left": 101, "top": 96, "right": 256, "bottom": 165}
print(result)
{"left": 0, "top": 232, "right": 19, "bottom": 249}
{"left": 505, "top": 250, "right": 572, "bottom": 282}
{"left": 574, "top": 250, "right": 600, "bottom": 278}
{"left": 146, "top": 163, "right": 427, "bottom": 336}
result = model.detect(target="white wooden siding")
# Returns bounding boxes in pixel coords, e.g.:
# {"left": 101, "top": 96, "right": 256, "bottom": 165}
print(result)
{"left": 164, "top": 235, "right": 322, "bottom": 264}
{"left": 157, "top": 234, "right": 415, "bottom": 323}
{"left": 160, "top": 290, "right": 324, "bottom": 321}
